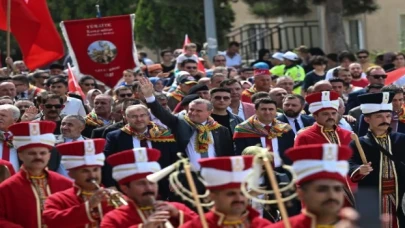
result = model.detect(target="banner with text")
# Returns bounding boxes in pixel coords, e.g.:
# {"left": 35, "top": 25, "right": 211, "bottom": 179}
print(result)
{"left": 60, "top": 14, "right": 138, "bottom": 87}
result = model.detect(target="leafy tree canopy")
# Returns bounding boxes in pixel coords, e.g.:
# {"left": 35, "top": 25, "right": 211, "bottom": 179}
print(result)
{"left": 135, "top": 0, "right": 235, "bottom": 50}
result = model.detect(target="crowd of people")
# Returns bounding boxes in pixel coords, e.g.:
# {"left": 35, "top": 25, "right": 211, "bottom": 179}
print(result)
{"left": 0, "top": 41, "right": 403, "bottom": 227}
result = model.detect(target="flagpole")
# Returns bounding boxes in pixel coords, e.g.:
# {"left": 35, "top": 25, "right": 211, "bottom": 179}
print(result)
{"left": 6, "top": 0, "right": 11, "bottom": 58}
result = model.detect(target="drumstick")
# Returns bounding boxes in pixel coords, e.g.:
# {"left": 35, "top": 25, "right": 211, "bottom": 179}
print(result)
{"left": 350, "top": 133, "right": 368, "bottom": 165}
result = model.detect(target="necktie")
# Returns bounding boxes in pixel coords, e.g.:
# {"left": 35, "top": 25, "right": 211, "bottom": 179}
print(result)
{"left": 2, "top": 133, "right": 10, "bottom": 161}
{"left": 294, "top": 119, "right": 301, "bottom": 133}
{"left": 140, "top": 139, "right": 149, "bottom": 148}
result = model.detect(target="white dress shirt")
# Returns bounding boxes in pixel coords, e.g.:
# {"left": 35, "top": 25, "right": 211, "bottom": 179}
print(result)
{"left": 0, "top": 131, "right": 19, "bottom": 172}
{"left": 220, "top": 51, "right": 242, "bottom": 67}
{"left": 61, "top": 97, "right": 86, "bottom": 117}
{"left": 339, "top": 118, "right": 353, "bottom": 131}
{"left": 186, "top": 121, "right": 215, "bottom": 171}
{"left": 64, "top": 135, "right": 85, "bottom": 143}
{"left": 132, "top": 131, "right": 153, "bottom": 148}
{"left": 227, "top": 101, "right": 245, "bottom": 120}
{"left": 258, "top": 121, "right": 282, "bottom": 167}
{"left": 285, "top": 114, "right": 304, "bottom": 134}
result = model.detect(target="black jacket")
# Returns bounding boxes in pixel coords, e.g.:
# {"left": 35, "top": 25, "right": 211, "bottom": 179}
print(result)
{"left": 147, "top": 98, "right": 234, "bottom": 156}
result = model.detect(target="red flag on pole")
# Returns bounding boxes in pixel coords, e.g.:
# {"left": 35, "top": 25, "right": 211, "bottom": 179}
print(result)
{"left": 182, "top": 34, "right": 205, "bottom": 73}
{"left": 67, "top": 63, "right": 86, "bottom": 101}
{"left": 0, "top": 0, "right": 64, "bottom": 70}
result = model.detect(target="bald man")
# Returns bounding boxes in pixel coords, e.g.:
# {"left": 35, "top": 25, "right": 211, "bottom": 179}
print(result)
{"left": 269, "top": 88, "right": 288, "bottom": 112}
{"left": 0, "top": 82, "right": 16, "bottom": 98}
{"left": 103, "top": 104, "right": 178, "bottom": 199}
{"left": 313, "top": 80, "right": 332, "bottom": 93}
{"left": 276, "top": 76, "right": 294, "bottom": 94}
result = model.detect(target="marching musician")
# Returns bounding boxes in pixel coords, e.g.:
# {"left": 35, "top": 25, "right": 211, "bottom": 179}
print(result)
{"left": 43, "top": 139, "right": 116, "bottom": 227}
{"left": 349, "top": 92, "right": 405, "bottom": 227}
{"left": 267, "top": 144, "right": 353, "bottom": 228}
{"left": 181, "top": 156, "right": 273, "bottom": 227}
{"left": 0, "top": 121, "right": 72, "bottom": 228}
{"left": 101, "top": 147, "right": 197, "bottom": 227}
{"left": 294, "top": 91, "right": 352, "bottom": 146}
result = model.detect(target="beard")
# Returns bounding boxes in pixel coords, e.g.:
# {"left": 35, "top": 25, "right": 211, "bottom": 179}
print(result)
{"left": 351, "top": 73, "right": 361, "bottom": 79}
{"left": 284, "top": 110, "right": 301, "bottom": 118}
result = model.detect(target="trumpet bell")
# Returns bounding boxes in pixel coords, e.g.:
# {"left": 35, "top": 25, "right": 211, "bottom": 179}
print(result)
{"left": 147, "top": 163, "right": 176, "bottom": 183}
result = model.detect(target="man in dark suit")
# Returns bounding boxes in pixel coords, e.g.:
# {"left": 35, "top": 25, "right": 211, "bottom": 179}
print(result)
{"left": 233, "top": 98, "right": 295, "bottom": 165}
{"left": 82, "top": 94, "right": 113, "bottom": 138}
{"left": 139, "top": 77, "right": 233, "bottom": 171}
{"left": 346, "top": 66, "right": 386, "bottom": 112}
{"left": 277, "top": 94, "right": 314, "bottom": 134}
{"left": 103, "top": 104, "right": 178, "bottom": 199}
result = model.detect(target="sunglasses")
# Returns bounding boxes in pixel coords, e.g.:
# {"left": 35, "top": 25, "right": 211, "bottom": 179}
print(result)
{"left": 215, "top": 59, "right": 226, "bottom": 62}
{"left": 44, "top": 104, "right": 63, "bottom": 109}
{"left": 119, "top": 93, "right": 133, "bottom": 98}
{"left": 371, "top": 74, "right": 387, "bottom": 79}
{"left": 213, "top": 96, "right": 231, "bottom": 101}
{"left": 186, "top": 66, "right": 197, "bottom": 70}
{"left": 84, "top": 83, "right": 95, "bottom": 86}
{"left": 357, "top": 55, "right": 368, "bottom": 59}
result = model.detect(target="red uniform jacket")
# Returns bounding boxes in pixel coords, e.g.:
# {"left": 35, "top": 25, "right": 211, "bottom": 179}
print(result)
{"left": 101, "top": 200, "right": 197, "bottom": 227}
{"left": 241, "top": 88, "right": 256, "bottom": 103}
{"left": 0, "top": 168, "right": 72, "bottom": 228}
{"left": 180, "top": 206, "right": 272, "bottom": 228}
{"left": 43, "top": 186, "right": 115, "bottom": 228}
{"left": 0, "top": 159, "right": 15, "bottom": 176}
{"left": 265, "top": 210, "right": 338, "bottom": 228}
{"left": 294, "top": 124, "right": 352, "bottom": 147}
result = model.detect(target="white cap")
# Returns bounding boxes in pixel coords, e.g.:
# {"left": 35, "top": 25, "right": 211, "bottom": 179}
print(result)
{"left": 272, "top": 52, "right": 284, "bottom": 61}
{"left": 283, "top": 51, "right": 299, "bottom": 61}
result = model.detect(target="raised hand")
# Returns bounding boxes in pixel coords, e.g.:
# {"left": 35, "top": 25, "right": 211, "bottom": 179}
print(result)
{"left": 20, "top": 106, "right": 39, "bottom": 122}
{"left": 138, "top": 77, "right": 154, "bottom": 98}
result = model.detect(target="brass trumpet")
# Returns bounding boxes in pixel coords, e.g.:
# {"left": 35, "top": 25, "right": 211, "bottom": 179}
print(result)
{"left": 91, "top": 180, "right": 128, "bottom": 208}
{"left": 147, "top": 152, "right": 211, "bottom": 228}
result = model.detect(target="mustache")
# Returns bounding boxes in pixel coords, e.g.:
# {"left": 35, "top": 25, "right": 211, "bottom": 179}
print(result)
{"left": 142, "top": 191, "right": 155, "bottom": 196}
{"left": 32, "top": 159, "right": 44, "bottom": 163}
{"left": 322, "top": 199, "right": 339, "bottom": 205}
{"left": 231, "top": 201, "right": 245, "bottom": 206}
{"left": 379, "top": 122, "right": 390, "bottom": 126}
{"left": 326, "top": 118, "right": 335, "bottom": 122}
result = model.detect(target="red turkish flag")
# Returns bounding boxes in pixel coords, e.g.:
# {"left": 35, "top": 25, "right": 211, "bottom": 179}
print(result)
{"left": 0, "top": 0, "right": 64, "bottom": 70}
{"left": 182, "top": 34, "right": 205, "bottom": 73}
{"left": 67, "top": 63, "right": 85, "bottom": 101}
{"left": 385, "top": 67, "right": 405, "bottom": 85}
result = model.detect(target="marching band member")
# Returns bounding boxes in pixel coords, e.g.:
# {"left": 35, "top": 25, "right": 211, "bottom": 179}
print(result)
{"left": 0, "top": 121, "right": 72, "bottom": 228}
{"left": 43, "top": 139, "right": 116, "bottom": 228}
{"left": 181, "top": 156, "right": 273, "bottom": 228}
{"left": 349, "top": 92, "right": 405, "bottom": 227}
{"left": 294, "top": 91, "right": 352, "bottom": 146}
{"left": 101, "top": 147, "right": 197, "bottom": 227}
{"left": 267, "top": 144, "right": 353, "bottom": 227}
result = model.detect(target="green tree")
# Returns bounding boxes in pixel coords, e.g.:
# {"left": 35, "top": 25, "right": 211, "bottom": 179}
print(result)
{"left": 242, "top": 0, "right": 379, "bottom": 53}
{"left": 135, "top": 0, "right": 235, "bottom": 50}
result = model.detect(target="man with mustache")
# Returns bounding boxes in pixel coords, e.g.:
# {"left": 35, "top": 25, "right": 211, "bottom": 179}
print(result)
{"left": 349, "top": 92, "right": 405, "bottom": 227}
{"left": 266, "top": 144, "right": 355, "bottom": 228}
{"left": 43, "top": 139, "right": 115, "bottom": 227}
{"left": 101, "top": 147, "right": 197, "bottom": 227}
{"left": 0, "top": 121, "right": 72, "bottom": 227}
{"left": 181, "top": 156, "right": 272, "bottom": 227}
{"left": 295, "top": 91, "right": 352, "bottom": 147}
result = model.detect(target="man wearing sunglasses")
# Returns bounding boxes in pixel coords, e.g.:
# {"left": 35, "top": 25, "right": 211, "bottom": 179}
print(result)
{"left": 346, "top": 66, "right": 387, "bottom": 111}
{"left": 114, "top": 86, "right": 134, "bottom": 101}
{"left": 210, "top": 88, "right": 243, "bottom": 136}
{"left": 37, "top": 94, "right": 65, "bottom": 135}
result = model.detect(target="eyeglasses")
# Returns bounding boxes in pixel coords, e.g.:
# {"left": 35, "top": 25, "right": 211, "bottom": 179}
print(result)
{"left": 371, "top": 74, "right": 387, "bottom": 79}
{"left": 84, "top": 83, "right": 95, "bottom": 86}
{"left": 119, "top": 93, "right": 133, "bottom": 98}
{"left": 186, "top": 66, "right": 197, "bottom": 70}
{"left": 357, "top": 55, "right": 368, "bottom": 59}
{"left": 215, "top": 59, "right": 226, "bottom": 62}
{"left": 213, "top": 96, "right": 231, "bottom": 101}
{"left": 44, "top": 104, "right": 63, "bottom": 109}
